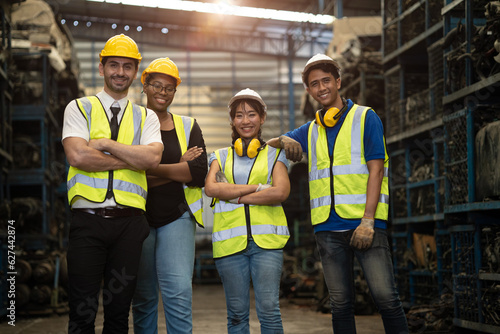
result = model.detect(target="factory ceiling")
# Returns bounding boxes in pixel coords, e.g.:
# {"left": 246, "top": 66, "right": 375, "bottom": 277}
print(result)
{"left": 46, "top": 0, "right": 380, "bottom": 58}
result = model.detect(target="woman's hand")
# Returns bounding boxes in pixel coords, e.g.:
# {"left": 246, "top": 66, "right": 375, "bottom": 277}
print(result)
{"left": 180, "top": 146, "right": 203, "bottom": 162}
{"left": 179, "top": 146, "right": 203, "bottom": 162}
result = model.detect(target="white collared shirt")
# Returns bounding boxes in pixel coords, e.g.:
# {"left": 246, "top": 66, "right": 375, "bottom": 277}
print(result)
{"left": 62, "top": 90, "right": 162, "bottom": 208}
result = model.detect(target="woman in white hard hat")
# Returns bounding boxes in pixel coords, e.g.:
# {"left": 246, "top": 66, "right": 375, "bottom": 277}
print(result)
{"left": 132, "top": 57, "right": 207, "bottom": 334}
{"left": 204, "top": 89, "right": 291, "bottom": 334}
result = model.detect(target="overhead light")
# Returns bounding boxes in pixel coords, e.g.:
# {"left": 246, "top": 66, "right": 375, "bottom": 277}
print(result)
{"left": 86, "top": 0, "right": 335, "bottom": 24}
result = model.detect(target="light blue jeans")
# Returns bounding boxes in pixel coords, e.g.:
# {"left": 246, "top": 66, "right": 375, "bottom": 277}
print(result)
{"left": 215, "top": 240, "right": 284, "bottom": 334}
{"left": 132, "top": 211, "right": 196, "bottom": 334}
{"left": 315, "top": 229, "right": 409, "bottom": 334}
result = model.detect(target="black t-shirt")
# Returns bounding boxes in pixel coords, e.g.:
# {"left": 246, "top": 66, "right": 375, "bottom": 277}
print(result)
{"left": 145, "top": 120, "right": 207, "bottom": 228}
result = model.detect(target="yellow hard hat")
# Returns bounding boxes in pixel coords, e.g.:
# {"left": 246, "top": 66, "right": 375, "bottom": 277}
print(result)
{"left": 141, "top": 57, "right": 182, "bottom": 87}
{"left": 99, "top": 34, "right": 142, "bottom": 63}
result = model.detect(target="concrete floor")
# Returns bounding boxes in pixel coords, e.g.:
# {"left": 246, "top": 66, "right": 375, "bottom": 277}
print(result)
{"left": 0, "top": 283, "right": 385, "bottom": 333}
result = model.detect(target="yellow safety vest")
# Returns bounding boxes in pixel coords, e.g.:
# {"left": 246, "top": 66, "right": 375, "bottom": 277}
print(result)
{"left": 67, "top": 96, "right": 148, "bottom": 210}
{"left": 171, "top": 113, "right": 204, "bottom": 227}
{"left": 211, "top": 145, "right": 289, "bottom": 258}
{"left": 307, "top": 104, "right": 389, "bottom": 225}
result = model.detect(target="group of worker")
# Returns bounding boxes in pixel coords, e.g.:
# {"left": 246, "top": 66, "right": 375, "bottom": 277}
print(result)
{"left": 62, "top": 33, "right": 409, "bottom": 334}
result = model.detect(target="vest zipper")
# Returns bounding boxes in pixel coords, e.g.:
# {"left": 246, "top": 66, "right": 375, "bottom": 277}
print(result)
{"left": 328, "top": 131, "right": 335, "bottom": 208}
{"left": 106, "top": 171, "right": 114, "bottom": 199}
{"left": 244, "top": 204, "right": 252, "bottom": 240}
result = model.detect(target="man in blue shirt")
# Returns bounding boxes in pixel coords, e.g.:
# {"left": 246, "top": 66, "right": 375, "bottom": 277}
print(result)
{"left": 268, "top": 54, "right": 408, "bottom": 333}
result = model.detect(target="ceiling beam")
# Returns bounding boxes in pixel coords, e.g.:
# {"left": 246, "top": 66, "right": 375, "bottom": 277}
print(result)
{"left": 65, "top": 19, "right": 330, "bottom": 58}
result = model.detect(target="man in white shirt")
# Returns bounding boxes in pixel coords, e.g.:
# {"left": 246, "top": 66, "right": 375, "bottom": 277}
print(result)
{"left": 62, "top": 34, "right": 163, "bottom": 334}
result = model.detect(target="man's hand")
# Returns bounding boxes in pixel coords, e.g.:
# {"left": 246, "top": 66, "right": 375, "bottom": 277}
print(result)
{"left": 279, "top": 136, "right": 302, "bottom": 162}
{"left": 89, "top": 138, "right": 111, "bottom": 152}
{"left": 350, "top": 217, "right": 375, "bottom": 250}
{"left": 180, "top": 146, "right": 203, "bottom": 162}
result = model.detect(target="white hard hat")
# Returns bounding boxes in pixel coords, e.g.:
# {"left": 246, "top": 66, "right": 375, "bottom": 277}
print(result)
{"left": 228, "top": 88, "right": 267, "bottom": 112}
{"left": 302, "top": 53, "right": 341, "bottom": 85}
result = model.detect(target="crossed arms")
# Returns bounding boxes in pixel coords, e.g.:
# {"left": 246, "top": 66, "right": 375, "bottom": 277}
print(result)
{"left": 63, "top": 136, "right": 163, "bottom": 172}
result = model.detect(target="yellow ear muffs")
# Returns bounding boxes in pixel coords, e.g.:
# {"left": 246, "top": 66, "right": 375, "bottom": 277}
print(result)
{"left": 234, "top": 138, "right": 261, "bottom": 158}
{"left": 315, "top": 98, "right": 348, "bottom": 128}
{"left": 316, "top": 107, "right": 341, "bottom": 128}
{"left": 246, "top": 138, "right": 261, "bottom": 158}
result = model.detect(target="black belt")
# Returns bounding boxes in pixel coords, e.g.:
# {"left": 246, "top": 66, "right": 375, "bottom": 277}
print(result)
{"left": 73, "top": 207, "right": 144, "bottom": 218}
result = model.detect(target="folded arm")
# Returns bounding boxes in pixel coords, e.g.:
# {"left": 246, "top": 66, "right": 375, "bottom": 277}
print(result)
{"left": 63, "top": 137, "right": 133, "bottom": 172}
{"left": 147, "top": 146, "right": 204, "bottom": 184}
{"left": 89, "top": 138, "right": 163, "bottom": 171}
{"left": 204, "top": 160, "right": 258, "bottom": 199}
{"left": 238, "top": 161, "right": 290, "bottom": 205}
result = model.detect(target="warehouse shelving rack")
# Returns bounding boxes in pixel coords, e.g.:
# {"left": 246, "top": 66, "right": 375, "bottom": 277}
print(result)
{"left": 340, "top": 59, "right": 386, "bottom": 126}
{"left": 0, "top": 5, "right": 12, "bottom": 206}
{"left": 7, "top": 51, "right": 60, "bottom": 250}
{"left": 382, "top": 0, "right": 450, "bottom": 308}
{"left": 442, "top": 0, "right": 500, "bottom": 332}
{"left": 0, "top": 3, "right": 12, "bottom": 319}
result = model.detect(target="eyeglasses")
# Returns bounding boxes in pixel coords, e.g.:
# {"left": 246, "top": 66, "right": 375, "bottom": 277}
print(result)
{"left": 148, "top": 82, "right": 176, "bottom": 95}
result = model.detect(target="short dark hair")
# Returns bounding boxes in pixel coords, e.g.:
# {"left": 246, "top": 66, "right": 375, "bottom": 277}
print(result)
{"left": 101, "top": 56, "right": 139, "bottom": 70}
{"left": 303, "top": 63, "right": 340, "bottom": 87}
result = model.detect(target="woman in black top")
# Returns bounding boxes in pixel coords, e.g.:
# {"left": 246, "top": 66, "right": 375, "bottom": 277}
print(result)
{"left": 132, "top": 58, "right": 207, "bottom": 334}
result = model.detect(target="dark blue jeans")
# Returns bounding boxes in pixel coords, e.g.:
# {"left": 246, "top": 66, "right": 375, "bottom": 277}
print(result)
{"left": 315, "top": 229, "right": 409, "bottom": 334}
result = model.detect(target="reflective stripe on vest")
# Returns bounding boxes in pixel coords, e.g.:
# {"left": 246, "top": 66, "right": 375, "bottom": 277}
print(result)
{"left": 211, "top": 146, "right": 289, "bottom": 258}
{"left": 172, "top": 113, "right": 204, "bottom": 227}
{"left": 67, "top": 96, "right": 148, "bottom": 210}
{"left": 308, "top": 119, "right": 332, "bottom": 224}
{"left": 308, "top": 104, "right": 389, "bottom": 224}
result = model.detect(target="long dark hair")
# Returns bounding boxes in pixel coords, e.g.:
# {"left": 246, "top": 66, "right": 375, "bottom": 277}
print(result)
{"left": 229, "top": 98, "right": 266, "bottom": 145}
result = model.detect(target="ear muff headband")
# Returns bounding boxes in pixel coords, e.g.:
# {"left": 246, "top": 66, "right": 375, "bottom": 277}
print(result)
{"left": 315, "top": 98, "right": 348, "bottom": 128}
{"left": 234, "top": 138, "right": 262, "bottom": 158}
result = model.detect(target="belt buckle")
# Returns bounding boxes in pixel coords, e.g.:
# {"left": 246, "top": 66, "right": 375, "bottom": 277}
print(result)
{"left": 97, "top": 207, "right": 115, "bottom": 218}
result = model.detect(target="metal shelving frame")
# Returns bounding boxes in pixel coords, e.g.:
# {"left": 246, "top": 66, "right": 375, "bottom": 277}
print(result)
{"left": 0, "top": 5, "right": 12, "bottom": 203}
{"left": 7, "top": 52, "right": 59, "bottom": 250}
{"left": 382, "top": 0, "right": 449, "bottom": 308}
{"left": 442, "top": 0, "right": 500, "bottom": 332}
{"left": 0, "top": 3, "right": 12, "bottom": 319}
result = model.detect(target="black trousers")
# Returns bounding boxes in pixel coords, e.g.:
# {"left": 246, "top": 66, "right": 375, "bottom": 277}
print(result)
{"left": 67, "top": 211, "right": 149, "bottom": 334}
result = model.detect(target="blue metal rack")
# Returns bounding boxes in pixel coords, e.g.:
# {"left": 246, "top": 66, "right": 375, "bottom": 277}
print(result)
{"left": 0, "top": 4, "right": 13, "bottom": 318}
{"left": 0, "top": 5, "right": 12, "bottom": 204}
{"left": 383, "top": 0, "right": 456, "bottom": 313}
{"left": 441, "top": 1, "right": 500, "bottom": 332}
{"left": 7, "top": 52, "right": 60, "bottom": 250}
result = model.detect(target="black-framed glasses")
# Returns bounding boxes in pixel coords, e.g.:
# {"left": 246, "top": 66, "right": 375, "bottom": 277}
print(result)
{"left": 148, "top": 82, "right": 176, "bottom": 95}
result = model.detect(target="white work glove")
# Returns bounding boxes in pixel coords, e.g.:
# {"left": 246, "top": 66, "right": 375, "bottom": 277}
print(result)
{"left": 216, "top": 171, "right": 240, "bottom": 203}
{"left": 256, "top": 183, "right": 271, "bottom": 192}
{"left": 279, "top": 136, "right": 303, "bottom": 162}
{"left": 216, "top": 171, "right": 229, "bottom": 183}
{"left": 350, "top": 217, "right": 375, "bottom": 250}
